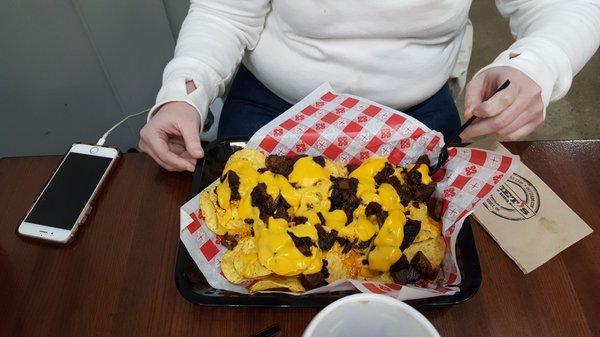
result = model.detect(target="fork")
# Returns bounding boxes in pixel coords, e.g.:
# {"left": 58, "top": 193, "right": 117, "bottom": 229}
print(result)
{"left": 430, "top": 79, "right": 511, "bottom": 174}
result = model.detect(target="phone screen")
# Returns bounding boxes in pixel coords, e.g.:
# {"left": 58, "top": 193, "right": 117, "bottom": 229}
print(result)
{"left": 25, "top": 152, "right": 113, "bottom": 230}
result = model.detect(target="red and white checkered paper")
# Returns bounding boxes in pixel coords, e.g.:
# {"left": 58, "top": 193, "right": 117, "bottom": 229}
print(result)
{"left": 180, "top": 83, "right": 519, "bottom": 300}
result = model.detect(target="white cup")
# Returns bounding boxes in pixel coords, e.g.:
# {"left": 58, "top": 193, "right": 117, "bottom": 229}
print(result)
{"left": 302, "top": 294, "right": 441, "bottom": 337}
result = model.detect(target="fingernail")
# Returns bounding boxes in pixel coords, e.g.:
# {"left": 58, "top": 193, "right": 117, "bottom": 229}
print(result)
{"left": 191, "top": 146, "right": 203, "bottom": 157}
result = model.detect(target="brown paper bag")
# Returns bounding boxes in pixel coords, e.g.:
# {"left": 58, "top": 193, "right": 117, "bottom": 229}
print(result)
{"left": 470, "top": 138, "right": 593, "bottom": 274}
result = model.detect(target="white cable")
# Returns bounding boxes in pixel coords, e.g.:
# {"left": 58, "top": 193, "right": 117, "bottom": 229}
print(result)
{"left": 96, "top": 108, "right": 150, "bottom": 146}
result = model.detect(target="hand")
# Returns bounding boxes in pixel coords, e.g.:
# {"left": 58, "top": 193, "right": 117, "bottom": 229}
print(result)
{"left": 461, "top": 66, "right": 545, "bottom": 141}
{"left": 139, "top": 101, "right": 203, "bottom": 172}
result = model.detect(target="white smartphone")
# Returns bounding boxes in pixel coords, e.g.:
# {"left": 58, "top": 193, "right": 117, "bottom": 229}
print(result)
{"left": 18, "top": 143, "right": 120, "bottom": 245}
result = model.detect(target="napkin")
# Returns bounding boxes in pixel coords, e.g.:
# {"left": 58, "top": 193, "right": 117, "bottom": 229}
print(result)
{"left": 470, "top": 138, "right": 593, "bottom": 273}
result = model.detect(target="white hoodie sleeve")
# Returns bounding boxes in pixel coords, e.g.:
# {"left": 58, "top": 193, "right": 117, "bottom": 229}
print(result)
{"left": 479, "top": 0, "right": 600, "bottom": 107}
{"left": 148, "top": 0, "right": 270, "bottom": 126}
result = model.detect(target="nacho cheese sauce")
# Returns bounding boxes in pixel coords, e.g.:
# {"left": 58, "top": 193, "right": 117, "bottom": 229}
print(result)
{"left": 406, "top": 163, "right": 433, "bottom": 185}
{"left": 369, "top": 209, "right": 406, "bottom": 271}
{"left": 287, "top": 157, "right": 352, "bottom": 230}
{"left": 344, "top": 157, "right": 412, "bottom": 272}
{"left": 289, "top": 157, "right": 329, "bottom": 186}
{"left": 234, "top": 157, "right": 332, "bottom": 276}
{"left": 338, "top": 216, "right": 377, "bottom": 242}
{"left": 255, "top": 218, "right": 323, "bottom": 276}
{"left": 214, "top": 153, "right": 436, "bottom": 276}
{"left": 349, "top": 157, "right": 387, "bottom": 199}
{"left": 224, "top": 160, "right": 260, "bottom": 198}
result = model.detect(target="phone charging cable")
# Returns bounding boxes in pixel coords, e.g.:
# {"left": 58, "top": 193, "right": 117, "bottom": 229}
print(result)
{"left": 96, "top": 108, "right": 150, "bottom": 146}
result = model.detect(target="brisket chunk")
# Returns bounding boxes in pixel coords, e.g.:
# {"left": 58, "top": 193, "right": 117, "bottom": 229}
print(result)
{"left": 400, "top": 219, "right": 421, "bottom": 251}
{"left": 427, "top": 197, "right": 443, "bottom": 221}
{"left": 411, "top": 251, "right": 437, "bottom": 280}
{"left": 389, "top": 249, "right": 436, "bottom": 284}
{"left": 265, "top": 155, "right": 295, "bottom": 176}
{"left": 396, "top": 164, "right": 436, "bottom": 203}
{"left": 390, "top": 254, "right": 410, "bottom": 272}
{"left": 317, "top": 212, "right": 326, "bottom": 226}
{"left": 250, "top": 183, "right": 276, "bottom": 219}
{"left": 364, "top": 202, "right": 382, "bottom": 217}
{"left": 272, "top": 196, "right": 290, "bottom": 221}
{"left": 355, "top": 236, "right": 374, "bottom": 251}
{"left": 336, "top": 237, "right": 353, "bottom": 254}
{"left": 313, "top": 155, "right": 326, "bottom": 167}
{"left": 411, "top": 184, "right": 436, "bottom": 203}
{"left": 218, "top": 233, "right": 238, "bottom": 250}
{"left": 365, "top": 202, "right": 388, "bottom": 227}
{"left": 293, "top": 216, "right": 308, "bottom": 225}
{"left": 389, "top": 255, "right": 421, "bottom": 285}
{"left": 415, "top": 155, "right": 430, "bottom": 166}
{"left": 346, "top": 162, "right": 359, "bottom": 174}
{"left": 329, "top": 176, "right": 360, "bottom": 222}
{"left": 373, "top": 162, "right": 404, "bottom": 196}
{"left": 315, "top": 225, "right": 337, "bottom": 251}
{"left": 288, "top": 232, "right": 314, "bottom": 257}
{"left": 249, "top": 183, "right": 292, "bottom": 221}
{"left": 300, "top": 260, "right": 330, "bottom": 289}
{"left": 374, "top": 162, "right": 395, "bottom": 186}
{"left": 227, "top": 170, "right": 241, "bottom": 201}
{"left": 375, "top": 211, "right": 388, "bottom": 228}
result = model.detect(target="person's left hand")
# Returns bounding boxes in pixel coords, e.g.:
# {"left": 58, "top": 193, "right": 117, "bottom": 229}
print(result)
{"left": 461, "top": 66, "right": 545, "bottom": 141}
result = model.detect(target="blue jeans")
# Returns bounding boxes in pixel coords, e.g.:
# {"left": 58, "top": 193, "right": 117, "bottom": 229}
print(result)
{"left": 218, "top": 66, "right": 461, "bottom": 140}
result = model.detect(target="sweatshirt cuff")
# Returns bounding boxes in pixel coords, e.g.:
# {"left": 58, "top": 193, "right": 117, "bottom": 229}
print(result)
{"left": 147, "top": 77, "right": 210, "bottom": 131}
{"left": 475, "top": 37, "right": 573, "bottom": 108}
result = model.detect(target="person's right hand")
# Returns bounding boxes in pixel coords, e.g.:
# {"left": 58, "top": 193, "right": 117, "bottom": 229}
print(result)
{"left": 139, "top": 101, "right": 204, "bottom": 172}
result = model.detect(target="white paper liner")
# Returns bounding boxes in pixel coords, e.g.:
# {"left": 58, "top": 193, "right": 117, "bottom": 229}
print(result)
{"left": 180, "top": 83, "right": 519, "bottom": 300}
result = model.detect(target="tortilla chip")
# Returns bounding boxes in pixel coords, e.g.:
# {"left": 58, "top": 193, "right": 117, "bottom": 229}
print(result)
{"left": 342, "top": 250, "right": 362, "bottom": 279}
{"left": 221, "top": 206, "right": 252, "bottom": 237}
{"left": 220, "top": 249, "right": 246, "bottom": 284}
{"left": 324, "top": 248, "right": 345, "bottom": 283}
{"left": 199, "top": 184, "right": 225, "bottom": 235}
{"left": 226, "top": 149, "right": 265, "bottom": 170}
{"left": 325, "top": 160, "right": 348, "bottom": 178}
{"left": 365, "top": 272, "right": 394, "bottom": 283}
{"left": 414, "top": 217, "right": 442, "bottom": 243}
{"left": 324, "top": 243, "right": 362, "bottom": 283}
{"left": 200, "top": 180, "right": 252, "bottom": 238}
{"left": 233, "top": 237, "right": 272, "bottom": 279}
{"left": 249, "top": 276, "right": 305, "bottom": 293}
{"left": 405, "top": 203, "right": 442, "bottom": 243}
{"left": 403, "top": 236, "right": 445, "bottom": 269}
{"left": 358, "top": 266, "right": 381, "bottom": 279}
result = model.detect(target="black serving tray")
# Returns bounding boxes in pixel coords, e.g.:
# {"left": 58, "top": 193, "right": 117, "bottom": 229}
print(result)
{"left": 174, "top": 138, "right": 482, "bottom": 308}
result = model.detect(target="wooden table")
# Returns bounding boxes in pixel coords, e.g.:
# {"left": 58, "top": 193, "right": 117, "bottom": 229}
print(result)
{"left": 1, "top": 140, "right": 598, "bottom": 337}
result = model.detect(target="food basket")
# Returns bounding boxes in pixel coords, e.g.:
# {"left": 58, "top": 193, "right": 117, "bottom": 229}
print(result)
{"left": 174, "top": 83, "right": 517, "bottom": 307}
{"left": 174, "top": 138, "right": 482, "bottom": 308}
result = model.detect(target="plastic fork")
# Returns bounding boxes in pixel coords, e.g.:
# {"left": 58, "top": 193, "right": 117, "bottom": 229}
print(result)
{"left": 430, "top": 79, "right": 511, "bottom": 174}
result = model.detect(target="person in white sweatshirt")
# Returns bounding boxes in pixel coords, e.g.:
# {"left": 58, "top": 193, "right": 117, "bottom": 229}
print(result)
{"left": 139, "top": 0, "right": 600, "bottom": 172}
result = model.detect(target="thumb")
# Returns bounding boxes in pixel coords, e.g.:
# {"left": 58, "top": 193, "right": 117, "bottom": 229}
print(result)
{"left": 464, "top": 75, "right": 485, "bottom": 119}
{"left": 179, "top": 119, "right": 204, "bottom": 159}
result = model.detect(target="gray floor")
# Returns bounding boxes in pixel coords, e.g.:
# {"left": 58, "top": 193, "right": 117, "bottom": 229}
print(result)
{"left": 467, "top": 1, "right": 599, "bottom": 140}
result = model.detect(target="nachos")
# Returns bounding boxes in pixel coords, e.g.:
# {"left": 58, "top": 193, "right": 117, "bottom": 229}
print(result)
{"left": 200, "top": 149, "right": 445, "bottom": 293}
